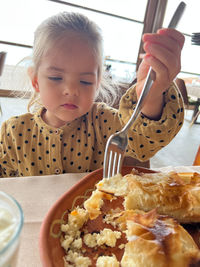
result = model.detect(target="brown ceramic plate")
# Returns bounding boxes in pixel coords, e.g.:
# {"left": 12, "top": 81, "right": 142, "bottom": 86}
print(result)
{"left": 39, "top": 166, "right": 157, "bottom": 267}
{"left": 39, "top": 167, "right": 200, "bottom": 267}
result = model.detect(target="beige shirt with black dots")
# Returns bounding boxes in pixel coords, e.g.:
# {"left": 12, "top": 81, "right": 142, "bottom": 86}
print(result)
{"left": 0, "top": 84, "right": 184, "bottom": 177}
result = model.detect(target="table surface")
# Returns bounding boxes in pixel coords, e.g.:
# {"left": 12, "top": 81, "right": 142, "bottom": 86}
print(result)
{"left": 1, "top": 166, "right": 200, "bottom": 267}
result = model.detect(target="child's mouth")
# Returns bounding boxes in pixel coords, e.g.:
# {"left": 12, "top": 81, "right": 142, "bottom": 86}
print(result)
{"left": 62, "top": 103, "right": 78, "bottom": 110}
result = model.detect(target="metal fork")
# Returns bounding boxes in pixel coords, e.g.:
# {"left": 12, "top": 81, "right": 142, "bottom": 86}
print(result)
{"left": 103, "top": 2, "right": 186, "bottom": 178}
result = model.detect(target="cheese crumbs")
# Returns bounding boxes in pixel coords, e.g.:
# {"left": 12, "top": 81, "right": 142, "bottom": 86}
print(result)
{"left": 61, "top": 206, "right": 121, "bottom": 266}
{"left": 64, "top": 251, "right": 92, "bottom": 267}
{"left": 84, "top": 228, "right": 121, "bottom": 248}
{"left": 96, "top": 255, "right": 119, "bottom": 267}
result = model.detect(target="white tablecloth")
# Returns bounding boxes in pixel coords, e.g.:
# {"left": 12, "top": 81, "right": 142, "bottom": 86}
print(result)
{"left": 0, "top": 166, "right": 200, "bottom": 267}
{"left": 0, "top": 173, "right": 86, "bottom": 267}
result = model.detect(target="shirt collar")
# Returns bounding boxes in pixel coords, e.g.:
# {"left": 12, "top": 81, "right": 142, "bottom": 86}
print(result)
{"left": 33, "top": 107, "right": 87, "bottom": 134}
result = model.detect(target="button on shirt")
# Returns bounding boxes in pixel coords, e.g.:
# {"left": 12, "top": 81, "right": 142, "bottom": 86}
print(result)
{"left": 0, "top": 84, "right": 184, "bottom": 177}
{"left": 54, "top": 168, "right": 61, "bottom": 174}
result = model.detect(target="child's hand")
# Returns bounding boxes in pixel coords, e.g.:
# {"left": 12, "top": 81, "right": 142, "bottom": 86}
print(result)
{"left": 136, "top": 28, "right": 185, "bottom": 120}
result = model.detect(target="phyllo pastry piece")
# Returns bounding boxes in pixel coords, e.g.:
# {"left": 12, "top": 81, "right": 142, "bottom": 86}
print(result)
{"left": 97, "top": 173, "right": 128, "bottom": 196}
{"left": 97, "top": 170, "right": 200, "bottom": 223}
{"left": 83, "top": 190, "right": 115, "bottom": 220}
{"left": 118, "top": 209, "right": 200, "bottom": 267}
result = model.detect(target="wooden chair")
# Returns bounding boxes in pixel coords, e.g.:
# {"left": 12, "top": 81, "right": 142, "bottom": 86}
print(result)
{"left": 175, "top": 78, "right": 200, "bottom": 124}
{"left": 175, "top": 78, "right": 189, "bottom": 106}
{"left": 190, "top": 109, "right": 200, "bottom": 127}
{"left": 0, "top": 52, "right": 6, "bottom": 76}
{"left": 123, "top": 156, "right": 150, "bottom": 168}
{"left": 193, "top": 145, "right": 200, "bottom": 166}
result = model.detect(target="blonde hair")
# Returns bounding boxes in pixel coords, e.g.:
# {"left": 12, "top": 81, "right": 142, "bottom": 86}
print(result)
{"left": 28, "top": 11, "right": 120, "bottom": 111}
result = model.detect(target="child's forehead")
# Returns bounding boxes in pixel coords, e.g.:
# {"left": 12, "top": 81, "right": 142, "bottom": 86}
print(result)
{"left": 39, "top": 33, "right": 100, "bottom": 73}
{"left": 42, "top": 32, "right": 96, "bottom": 60}
{"left": 44, "top": 32, "right": 97, "bottom": 56}
{"left": 52, "top": 31, "right": 93, "bottom": 50}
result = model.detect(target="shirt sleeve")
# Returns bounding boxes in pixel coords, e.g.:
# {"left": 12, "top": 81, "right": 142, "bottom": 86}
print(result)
{"left": 0, "top": 121, "right": 18, "bottom": 178}
{"left": 118, "top": 82, "right": 184, "bottom": 161}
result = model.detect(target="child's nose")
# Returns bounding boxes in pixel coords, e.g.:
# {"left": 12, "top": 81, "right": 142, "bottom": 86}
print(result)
{"left": 63, "top": 82, "right": 79, "bottom": 96}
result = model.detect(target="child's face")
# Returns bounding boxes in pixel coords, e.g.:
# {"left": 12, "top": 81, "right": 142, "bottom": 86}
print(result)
{"left": 34, "top": 32, "right": 100, "bottom": 128}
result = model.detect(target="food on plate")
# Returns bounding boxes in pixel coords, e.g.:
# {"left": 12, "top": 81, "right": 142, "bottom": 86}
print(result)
{"left": 50, "top": 169, "right": 200, "bottom": 266}
{"left": 97, "top": 170, "right": 200, "bottom": 223}
{"left": 58, "top": 208, "right": 200, "bottom": 267}
{"left": 118, "top": 209, "right": 200, "bottom": 267}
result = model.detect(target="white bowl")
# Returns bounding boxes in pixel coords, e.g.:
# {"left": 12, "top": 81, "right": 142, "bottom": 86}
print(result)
{"left": 0, "top": 191, "right": 24, "bottom": 267}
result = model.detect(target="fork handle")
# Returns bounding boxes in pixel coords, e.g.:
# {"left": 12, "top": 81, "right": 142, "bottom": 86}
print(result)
{"left": 121, "top": 2, "right": 186, "bottom": 134}
{"left": 122, "top": 68, "right": 154, "bottom": 133}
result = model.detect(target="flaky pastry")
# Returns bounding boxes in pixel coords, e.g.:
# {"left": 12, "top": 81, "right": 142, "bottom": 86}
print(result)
{"left": 119, "top": 209, "right": 200, "bottom": 267}
{"left": 97, "top": 170, "right": 200, "bottom": 223}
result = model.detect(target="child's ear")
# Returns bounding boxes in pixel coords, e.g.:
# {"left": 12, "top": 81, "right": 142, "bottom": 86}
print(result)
{"left": 27, "top": 66, "right": 39, "bottom": 92}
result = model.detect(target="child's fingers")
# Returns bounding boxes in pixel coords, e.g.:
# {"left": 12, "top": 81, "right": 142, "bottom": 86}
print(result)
{"left": 142, "top": 28, "right": 185, "bottom": 57}
{"left": 142, "top": 29, "right": 183, "bottom": 81}
{"left": 143, "top": 33, "right": 182, "bottom": 57}
{"left": 143, "top": 28, "right": 185, "bottom": 49}
{"left": 144, "top": 54, "right": 174, "bottom": 83}
{"left": 137, "top": 58, "right": 151, "bottom": 80}
{"left": 136, "top": 56, "right": 171, "bottom": 97}
{"left": 157, "top": 28, "right": 185, "bottom": 49}
{"left": 143, "top": 42, "right": 181, "bottom": 77}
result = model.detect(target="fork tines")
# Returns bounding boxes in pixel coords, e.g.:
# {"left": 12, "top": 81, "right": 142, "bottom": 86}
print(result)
{"left": 191, "top": 33, "right": 200, "bottom": 45}
{"left": 103, "top": 143, "right": 124, "bottom": 178}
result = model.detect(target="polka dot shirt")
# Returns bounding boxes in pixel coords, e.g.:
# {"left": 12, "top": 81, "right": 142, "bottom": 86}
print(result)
{"left": 0, "top": 83, "right": 184, "bottom": 177}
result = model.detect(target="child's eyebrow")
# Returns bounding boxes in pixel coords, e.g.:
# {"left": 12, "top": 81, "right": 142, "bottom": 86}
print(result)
{"left": 80, "top": 72, "right": 96, "bottom": 76}
{"left": 46, "top": 67, "right": 96, "bottom": 76}
{"left": 47, "top": 66, "right": 64, "bottom": 72}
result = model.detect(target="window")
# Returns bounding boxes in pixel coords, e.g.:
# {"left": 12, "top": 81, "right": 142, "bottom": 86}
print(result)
{"left": 163, "top": 0, "right": 200, "bottom": 80}
{"left": 0, "top": 0, "right": 147, "bottom": 91}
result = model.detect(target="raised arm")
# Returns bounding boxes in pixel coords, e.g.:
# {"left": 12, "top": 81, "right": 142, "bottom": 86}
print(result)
{"left": 136, "top": 28, "right": 185, "bottom": 120}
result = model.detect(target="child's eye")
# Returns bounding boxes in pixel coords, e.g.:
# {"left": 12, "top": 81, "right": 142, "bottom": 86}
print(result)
{"left": 48, "top": 77, "right": 62, "bottom": 81}
{"left": 80, "top": 80, "right": 93, "bottom": 85}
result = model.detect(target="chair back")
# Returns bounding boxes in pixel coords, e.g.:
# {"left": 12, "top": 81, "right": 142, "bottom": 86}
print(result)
{"left": 193, "top": 145, "right": 200, "bottom": 166}
{"left": 175, "top": 78, "right": 189, "bottom": 105}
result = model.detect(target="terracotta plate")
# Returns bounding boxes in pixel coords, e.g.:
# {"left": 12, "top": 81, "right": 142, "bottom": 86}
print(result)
{"left": 39, "top": 166, "right": 200, "bottom": 267}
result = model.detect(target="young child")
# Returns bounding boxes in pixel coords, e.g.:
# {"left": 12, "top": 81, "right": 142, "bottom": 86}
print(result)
{"left": 0, "top": 12, "right": 185, "bottom": 177}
